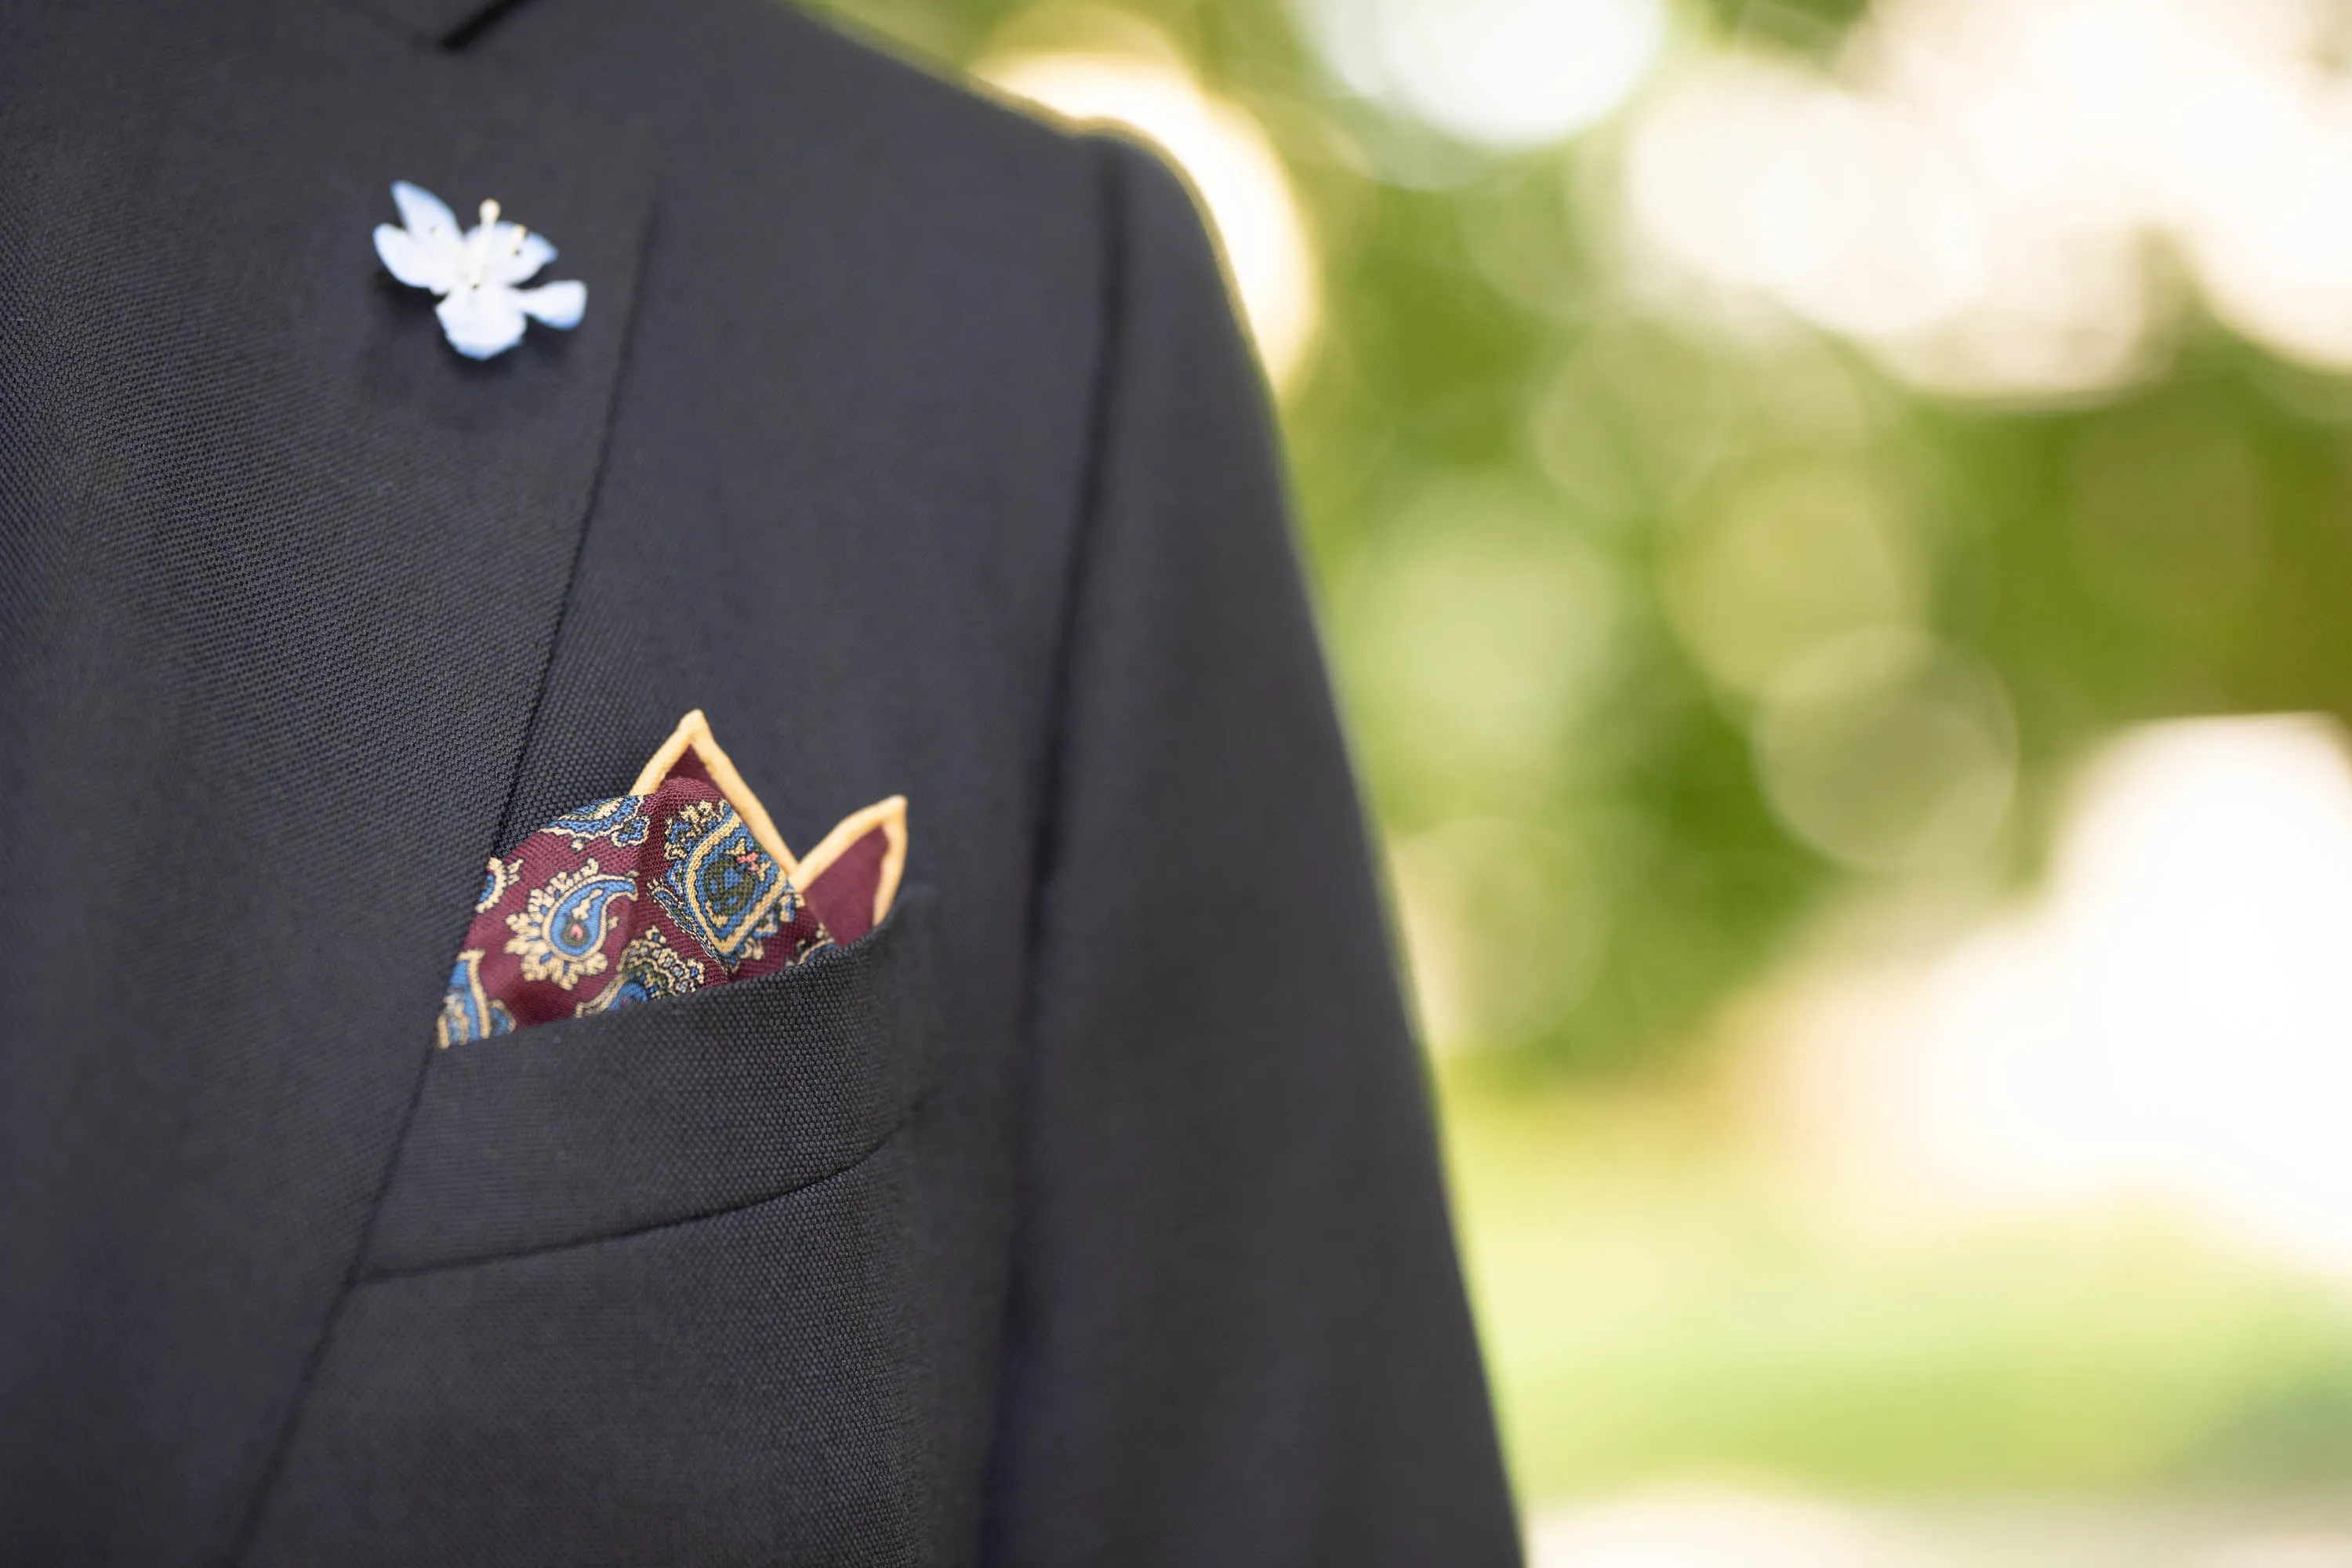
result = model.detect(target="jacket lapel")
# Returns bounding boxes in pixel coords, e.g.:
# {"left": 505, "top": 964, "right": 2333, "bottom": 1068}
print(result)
{"left": 0, "top": 0, "right": 651, "bottom": 1553}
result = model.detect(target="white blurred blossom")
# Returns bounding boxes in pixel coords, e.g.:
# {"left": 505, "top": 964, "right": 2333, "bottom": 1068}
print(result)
{"left": 375, "top": 181, "right": 586, "bottom": 361}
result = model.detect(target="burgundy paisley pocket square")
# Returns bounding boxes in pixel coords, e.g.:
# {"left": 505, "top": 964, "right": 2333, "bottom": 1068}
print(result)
{"left": 436, "top": 710, "right": 907, "bottom": 1046}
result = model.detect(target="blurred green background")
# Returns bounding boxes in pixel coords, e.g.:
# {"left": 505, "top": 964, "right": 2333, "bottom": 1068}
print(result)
{"left": 813, "top": 0, "right": 2352, "bottom": 1555}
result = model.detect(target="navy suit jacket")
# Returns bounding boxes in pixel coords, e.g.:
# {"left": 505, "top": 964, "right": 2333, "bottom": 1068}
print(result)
{"left": 0, "top": 0, "right": 1519, "bottom": 1559}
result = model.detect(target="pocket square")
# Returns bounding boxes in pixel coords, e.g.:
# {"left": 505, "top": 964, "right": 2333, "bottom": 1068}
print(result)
{"left": 436, "top": 711, "right": 906, "bottom": 1046}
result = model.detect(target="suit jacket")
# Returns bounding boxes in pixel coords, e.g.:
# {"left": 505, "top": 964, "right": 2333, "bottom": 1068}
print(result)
{"left": 0, "top": 0, "right": 1519, "bottom": 1561}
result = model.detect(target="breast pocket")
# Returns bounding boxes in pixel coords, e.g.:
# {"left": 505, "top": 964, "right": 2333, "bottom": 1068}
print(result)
{"left": 365, "top": 885, "right": 938, "bottom": 1276}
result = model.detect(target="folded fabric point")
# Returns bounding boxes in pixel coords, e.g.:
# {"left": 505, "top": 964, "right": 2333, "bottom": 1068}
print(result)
{"left": 435, "top": 710, "right": 907, "bottom": 1046}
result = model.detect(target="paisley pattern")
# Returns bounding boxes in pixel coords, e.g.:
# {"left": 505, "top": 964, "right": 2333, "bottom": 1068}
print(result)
{"left": 434, "top": 778, "right": 826, "bottom": 1044}
{"left": 540, "top": 793, "right": 650, "bottom": 851}
{"left": 503, "top": 860, "right": 637, "bottom": 990}
{"left": 477, "top": 854, "right": 517, "bottom": 913}
{"left": 576, "top": 928, "right": 706, "bottom": 1017}
{"left": 431, "top": 711, "right": 907, "bottom": 1046}
{"left": 652, "top": 800, "right": 791, "bottom": 966}
{"left": 436, "top": 949, "right": 515, "bottom": 1047}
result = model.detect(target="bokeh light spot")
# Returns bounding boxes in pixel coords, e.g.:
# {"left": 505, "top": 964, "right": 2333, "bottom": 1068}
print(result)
{"left": 978, "top": 38, "right": 1321, "bottom": 388}
{"left": 1298, "top": 0, "right": 1669, "bottom": 152}
{"left": 1392, "top": 818, "right": 1606, "bottom": 1053}
{"left": 1617, "top": 0, "right": 2352, "bottom": 400}
{"left": 1753, "top": 630, "right": 2017, "bottom": 873}
{"left": 1664, "top": 459, "right": 1926, "bottom": 698}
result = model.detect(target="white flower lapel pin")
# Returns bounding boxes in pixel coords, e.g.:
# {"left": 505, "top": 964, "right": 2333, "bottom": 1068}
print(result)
{"left": 373, "top": 181, "right": 586, "bottom": 360}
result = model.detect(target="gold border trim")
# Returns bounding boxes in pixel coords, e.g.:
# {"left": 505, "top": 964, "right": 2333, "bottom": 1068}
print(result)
{"left": 629, "top": 712, "right": 908, "bottom": 927}
{"left": 794, "top": 795, "right": 909, "bottom": 928}
{"left": 629, "top": 710, "right": 797, "bottom": 873}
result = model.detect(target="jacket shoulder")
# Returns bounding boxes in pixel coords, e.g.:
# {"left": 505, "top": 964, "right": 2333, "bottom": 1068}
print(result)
{"left": 488, "top": 0, "right": 1102, "bottom": 248}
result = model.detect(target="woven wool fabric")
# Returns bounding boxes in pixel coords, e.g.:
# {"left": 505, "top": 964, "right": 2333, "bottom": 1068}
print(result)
{"left": 2, "top": 0, "right": 1520, "bottom": 1559}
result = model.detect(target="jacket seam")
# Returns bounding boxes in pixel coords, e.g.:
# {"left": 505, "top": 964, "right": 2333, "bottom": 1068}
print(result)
{"left": 359, "top": 1109, "right": 920, "bottom": 1283}
{"left": 973, "top": 132, "right": 1134, "bottom": 1549}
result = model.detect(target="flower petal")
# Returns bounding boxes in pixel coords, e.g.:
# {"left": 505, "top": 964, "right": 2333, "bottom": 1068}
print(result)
{"left": 374, "top": 223, "right": 457, "bottom": 293}
{"left": 436, "top": 285, "right": 528, "bottom": 359}
{"left": 484, "top": 227, "right": 557, "bottom": 287}
{"left": 391, "top": 180, "right": 460, "bottom": 242}
{"left": 515, "top": 279, "right": 586, "bottom": 330}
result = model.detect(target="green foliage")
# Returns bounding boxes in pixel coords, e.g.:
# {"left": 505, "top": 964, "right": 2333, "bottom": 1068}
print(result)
{"left": 1700, "top": 0, "right": 1874, "bottom": 53}
{"left": 797, "top": 0, "right": 2352, "bottom": 1084}
{"left": 797, "top": 0, "right": 2352, "bottom": 1505}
